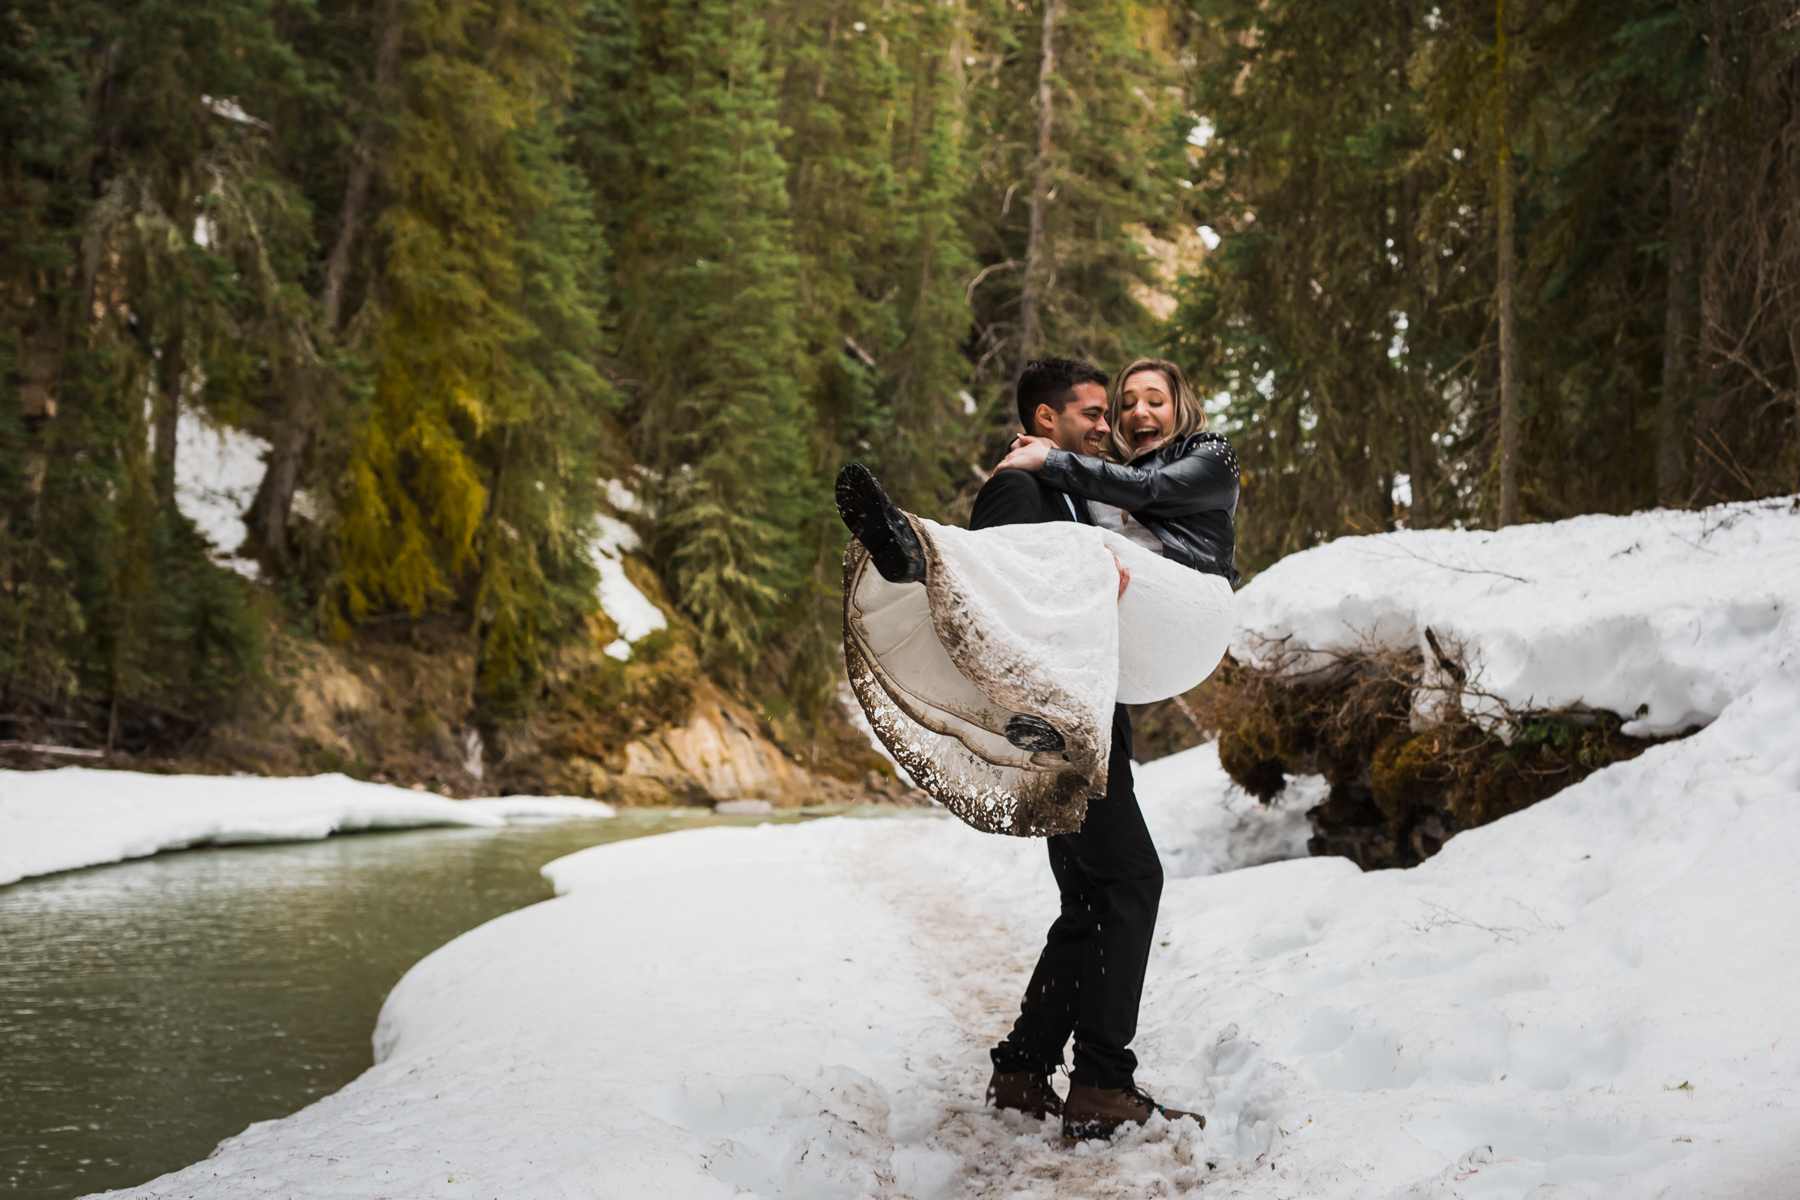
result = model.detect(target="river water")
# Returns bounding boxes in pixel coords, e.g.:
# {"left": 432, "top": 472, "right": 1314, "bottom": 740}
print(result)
{"left": 0, "top": 809, "right": 827, "bottom": 1199}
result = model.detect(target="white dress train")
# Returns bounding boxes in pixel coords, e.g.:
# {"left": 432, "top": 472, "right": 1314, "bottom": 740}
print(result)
{"left": 844, "top": 514, "right": 1233, "bottom": 837}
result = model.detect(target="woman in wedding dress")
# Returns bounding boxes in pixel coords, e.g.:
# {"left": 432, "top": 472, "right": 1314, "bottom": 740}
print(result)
{"left": 839, "top": 358, "right": 1239, "bottom": 837}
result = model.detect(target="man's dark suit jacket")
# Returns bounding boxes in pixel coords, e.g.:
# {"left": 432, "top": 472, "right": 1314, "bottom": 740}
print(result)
{"left": 967, "top": 468, "right": 1135, "bottom": 781}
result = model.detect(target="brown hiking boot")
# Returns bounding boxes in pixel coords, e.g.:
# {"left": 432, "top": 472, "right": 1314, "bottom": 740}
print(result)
{"left": 1061, "top": 1083, "right": 1204, "bottom": 1142}
{"left": 985, "top": 1069, "right": 1064, "bottom": 1119}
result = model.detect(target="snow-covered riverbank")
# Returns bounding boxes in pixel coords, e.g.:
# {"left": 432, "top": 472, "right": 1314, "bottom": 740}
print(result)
{"left": 83, "top": 744, "right": 1314, "bottom": 1199}
{"left": 90, "top": 710, "right": 1800, "bottom": 1198}
{"left": 0, "top": 769, "right": 614, "bottom": 887}
{"left": 53, "top": 496, "right": 1800, "bottom": 1196}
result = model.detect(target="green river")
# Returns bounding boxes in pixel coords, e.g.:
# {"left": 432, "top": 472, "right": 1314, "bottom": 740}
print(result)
{"left": 0, "top": 808, "right": 834, "bottom": 1199}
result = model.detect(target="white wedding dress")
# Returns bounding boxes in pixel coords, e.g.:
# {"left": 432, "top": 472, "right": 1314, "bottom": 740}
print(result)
{"left": 844, "top": 513, "right": 1232, "bottom": 837}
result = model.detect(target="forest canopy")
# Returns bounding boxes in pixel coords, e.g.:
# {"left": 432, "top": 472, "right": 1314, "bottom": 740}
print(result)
{"left": 3, "top": 0, "right": 1796, "bottom": 752}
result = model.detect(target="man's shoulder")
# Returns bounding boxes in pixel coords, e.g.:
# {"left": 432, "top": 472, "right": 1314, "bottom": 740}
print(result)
{"left": 970, "top": 468, "right": 1056, "bottom": 529}
{"left": 976, "top": 468, "right": 1045, "bottom": 498}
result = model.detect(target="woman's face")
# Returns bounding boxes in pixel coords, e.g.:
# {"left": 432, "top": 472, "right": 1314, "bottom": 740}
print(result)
{"left": 1118, "top": 370, "right": 1176, "bottom": 455}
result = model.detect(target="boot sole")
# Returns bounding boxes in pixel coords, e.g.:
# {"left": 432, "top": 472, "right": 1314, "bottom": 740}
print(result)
{"left": 835, "top": 463, "right": 924, "bottom": 584}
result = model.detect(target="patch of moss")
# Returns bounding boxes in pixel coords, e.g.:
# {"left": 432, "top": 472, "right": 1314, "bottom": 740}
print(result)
{"left": 1370, "top": 731, "right": 1441, "bottom": 823}
{"left": 1218, "top": 705, "right": 1287, "bottom": 800}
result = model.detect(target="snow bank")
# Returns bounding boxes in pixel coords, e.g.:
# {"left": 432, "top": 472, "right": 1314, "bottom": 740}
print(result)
{"left": 1116, "top": 673, "right": 1800, "bottom": 1196}
{"left": 1233, "top": 495, "right": 1800, "bottom": 735}
{"left": 588, "top": 480, "right": 667, "bottom": 661}
{"left": 1137, "top": 743, "right": 1315, "bottom": 879}
{"left": 461, "top": 795, "right": 616, "bottom": 821}
{"left": 95, "top": 676, "right": 1799, "bottom": 1199}
{"left": 0, "top": 769, "right": 612, "bottom": 887}
{"left": 174, "top": 409, "right": 270, "bottom": 577}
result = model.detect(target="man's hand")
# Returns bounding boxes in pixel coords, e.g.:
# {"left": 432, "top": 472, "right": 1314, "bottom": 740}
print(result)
{"left": 1110, "top": 550, "right": 1130, "bottom": 600}
{"left": 995, "top": 434, "right": 1054, "bottom": 474}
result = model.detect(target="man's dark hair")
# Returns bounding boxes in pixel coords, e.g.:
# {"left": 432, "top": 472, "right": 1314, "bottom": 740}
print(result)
{"left": 1015, "top": 357, "right": 1109, "bottom": 431}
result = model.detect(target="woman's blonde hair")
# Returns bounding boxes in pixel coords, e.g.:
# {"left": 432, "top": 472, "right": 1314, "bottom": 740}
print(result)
{"left": 1107, "top": 357, "right": 1206, "bottom": 461}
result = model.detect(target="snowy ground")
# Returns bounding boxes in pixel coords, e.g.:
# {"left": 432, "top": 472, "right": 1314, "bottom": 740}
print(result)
{"left": 0, "top": 769, "right": 613, "bottom": 887}
{"left": 82, "top": 745, "right": 1320, "bottom": 1200}
{"left": 41, "top": 497, "right": 1800, "bottom": 1197}
{"left": 84, "top": 714, "right": 1800, "bottom": 1199}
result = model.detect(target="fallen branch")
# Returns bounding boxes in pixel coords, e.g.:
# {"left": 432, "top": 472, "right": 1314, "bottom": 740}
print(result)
{"left": 0, "top": 740, "right": 106, "bottom": 759}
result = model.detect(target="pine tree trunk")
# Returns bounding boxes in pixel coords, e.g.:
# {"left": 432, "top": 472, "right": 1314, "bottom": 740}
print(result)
{"left": 1693, "top": 0, "right": 1735, "bottom": 505}
{"left": 1407, "top": 419, "right": 1433, "bottom": 527}
{"left": 1657, "top": 139, "right": 1698, "bottom": 506}
{"left": 247, "top": 373, "right": 312, "bottom": 562}
{"left": 249, "top": 0, "right": 404, "bottom": 565}
{"left": 151, "top": 328, "right": 183, "bottom": 507}
{"left": 1493, "top": 0, "right": 1521, "bottom": 527}
{"left": 16, "top": 315, "right": 60, "bottom": 503}
{"left": 1396, "top": 0, "right": 1433, "bottom": 528}
{"left": 320, "top": 0, "right": 403, "bottom": 333}
{"left": 1018, "top": 0, "right": 1057, "bottom": 361}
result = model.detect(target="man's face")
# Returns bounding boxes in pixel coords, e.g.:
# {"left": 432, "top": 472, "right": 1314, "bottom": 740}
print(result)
{"left": 1032, "top": 382, "right": 1110, "bottom": 454}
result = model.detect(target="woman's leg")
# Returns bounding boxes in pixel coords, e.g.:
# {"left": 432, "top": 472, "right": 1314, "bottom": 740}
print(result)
{"left": 841, "top": 478, "right": 1124, "bottom": 835}
{"left": 1113, "top": 555, "right": 1234, "bottom": 705}
{"left": 836, "top": 463, "right": 925, "bottom": 583}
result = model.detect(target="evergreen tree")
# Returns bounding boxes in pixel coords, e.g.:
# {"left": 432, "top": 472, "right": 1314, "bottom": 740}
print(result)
{"left": 964, "top": 0, "right": 1183, "bottom": 414}
{"left": 753, "top": 0, "right": 984, "bottom": 720}
{"left": 774, "top": 0, "right": 903, "bottom": 439}
{"left": 0, "top": 0, "right": 97, "bottom": 711}
{"left": 1689, "top": 0, "right": 1800, "bottom": 501}
{"left": 471, "top": 122, "right": 612, "bottom": 714}
{"left": 880, "top": 0, "right": 981, "bottom": 508}
{"left": 618, "top": 0, "right": 815, "bottom": 674}
{"left": 327, "top": 0, "right": 613, "bottom": 709}
{"left": 2, "top": 0, "right": 297, "bottom": 740}
{"left": 1178, "top": 0, "right": 1458, "bottom": 565}
{"left": 1505, "top": 0, "right": 1706, "bottom": 514}
{"left": 566, "top": 0, "right": 643, "bottom": 258}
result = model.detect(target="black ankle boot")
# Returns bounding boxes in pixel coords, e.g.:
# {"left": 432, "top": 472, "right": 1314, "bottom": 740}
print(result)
{"left": 835, "top": 463, "right": 926, "bottom": 584}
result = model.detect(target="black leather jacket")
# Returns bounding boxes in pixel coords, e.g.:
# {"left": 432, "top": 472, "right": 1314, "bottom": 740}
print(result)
{"left": 1039, "top": 431, "right": 1240, "bottom": 584}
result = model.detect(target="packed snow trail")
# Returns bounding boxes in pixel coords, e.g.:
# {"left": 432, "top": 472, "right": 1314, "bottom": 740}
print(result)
{"left": 88, "top": 726, "right": 1800, "bottom": 1197}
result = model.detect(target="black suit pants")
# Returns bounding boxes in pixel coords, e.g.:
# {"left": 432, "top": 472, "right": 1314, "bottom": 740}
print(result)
{"left": 990, "top": 712, "right": 1163, "bottom": 1089}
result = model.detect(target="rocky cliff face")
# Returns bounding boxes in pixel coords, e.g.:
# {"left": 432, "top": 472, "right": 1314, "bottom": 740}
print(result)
{"left": 614, "top": 684, "right": 849, "bottom": 806}
{"left": 103, "top": 611, "right": 908, "bottom": 810}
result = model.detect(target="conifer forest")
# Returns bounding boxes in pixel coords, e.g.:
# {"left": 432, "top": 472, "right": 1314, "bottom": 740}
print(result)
{"left": 3, "top": 0, "right": 1797, "bottom": 771}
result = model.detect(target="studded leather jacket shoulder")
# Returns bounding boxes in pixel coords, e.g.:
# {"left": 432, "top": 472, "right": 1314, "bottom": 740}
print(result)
{"left": 1039, "top": 431, "right": 1240, "bottom": 584}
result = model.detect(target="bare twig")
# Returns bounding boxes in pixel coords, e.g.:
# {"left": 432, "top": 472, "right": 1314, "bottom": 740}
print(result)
{"left": 964, "top": 259, "right": 1021, "bottom": 305}
{"left": 0, "top": 740, "right": 105, "bottom": 758}
{"left": 1365, "top": 538, "right": 1534, "bottom": 584}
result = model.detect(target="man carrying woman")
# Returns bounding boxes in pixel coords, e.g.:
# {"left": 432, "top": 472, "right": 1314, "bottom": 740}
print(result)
{"left": 836, "top": 355, "right": 1240, "bottom": 1142}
